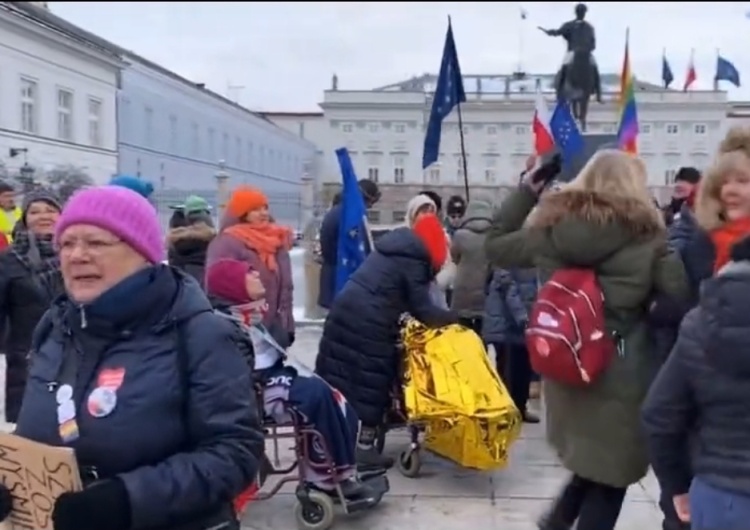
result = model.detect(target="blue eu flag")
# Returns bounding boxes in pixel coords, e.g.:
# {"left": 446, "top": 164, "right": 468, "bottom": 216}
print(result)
{"left": 334, "top": 147, "right": 368, "bottom": 295}
{"left": 716, "top": 55, "right": 741, "bottom": 88}
{"left": 422, "top": 19, "right": 466, "bottom": 169}
{"left": 549, "top": 101, "right": 584, "bottom": 168}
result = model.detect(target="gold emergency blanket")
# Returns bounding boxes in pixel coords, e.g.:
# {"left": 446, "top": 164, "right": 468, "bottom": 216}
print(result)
{"left": 401, "top": 319, "right": 522, "bottom": 470}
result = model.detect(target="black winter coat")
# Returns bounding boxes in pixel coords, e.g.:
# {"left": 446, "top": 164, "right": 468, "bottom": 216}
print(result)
{"left": 642, "top": 259, "right": 750, "bottom": 498}
{"left": 315, "top": 228, "right": 457, "bottom": 426}
{"left": 0, "top": 248, "right": 62, "bottom": 422}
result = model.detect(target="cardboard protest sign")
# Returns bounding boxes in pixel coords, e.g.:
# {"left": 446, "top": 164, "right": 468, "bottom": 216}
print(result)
{"left": 0, "top": 433, "right": 81, "bottom": 530}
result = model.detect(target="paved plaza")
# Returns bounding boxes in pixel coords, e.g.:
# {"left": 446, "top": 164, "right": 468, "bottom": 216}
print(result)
{"left": 241, "top": 327, "right": 664, "bottom": 530}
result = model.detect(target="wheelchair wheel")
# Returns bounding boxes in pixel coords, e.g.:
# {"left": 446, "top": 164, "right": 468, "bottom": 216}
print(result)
{"left": 294, "top": 490, "right": 336, "bottom": 530}
{"left": 396, "top": 448, "right": 422, "bottom": 478}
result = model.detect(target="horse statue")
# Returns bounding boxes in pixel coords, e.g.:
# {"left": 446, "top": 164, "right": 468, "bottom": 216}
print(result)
{"left": 539, "top": 3, "right": 602, "bottom": 132}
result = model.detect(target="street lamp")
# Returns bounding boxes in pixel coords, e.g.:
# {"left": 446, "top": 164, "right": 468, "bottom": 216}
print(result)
{"left": 18, "top": 163, "right": 35, "bottom": 192}
{"left": 214, "top": 160, "right": 230, "bottom": 218}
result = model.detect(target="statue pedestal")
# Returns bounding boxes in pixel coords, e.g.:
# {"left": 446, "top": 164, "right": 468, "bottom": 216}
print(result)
{"left": 559, "top": 133, "right": 618, "bottom": 182}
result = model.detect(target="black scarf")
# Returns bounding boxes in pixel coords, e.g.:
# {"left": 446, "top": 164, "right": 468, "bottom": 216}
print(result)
{"left": 11, "top": 228, "right": 63, "bottom": 301}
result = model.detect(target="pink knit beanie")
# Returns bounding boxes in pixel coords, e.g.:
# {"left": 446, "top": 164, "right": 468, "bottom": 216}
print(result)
{"left": 54, "top": 186, "right": 164, "bottom": 264}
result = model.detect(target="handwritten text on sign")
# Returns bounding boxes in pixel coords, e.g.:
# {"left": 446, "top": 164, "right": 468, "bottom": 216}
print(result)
{"left": 0, "top": 433, "right": 81, "bottom": 530}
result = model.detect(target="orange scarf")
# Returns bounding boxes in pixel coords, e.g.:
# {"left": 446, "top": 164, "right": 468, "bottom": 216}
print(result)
{"left": 225, "top": 222, "right": 292, "bottom": 272}
{"left": 710, "top": 217, "right": 750, "bottom": 272}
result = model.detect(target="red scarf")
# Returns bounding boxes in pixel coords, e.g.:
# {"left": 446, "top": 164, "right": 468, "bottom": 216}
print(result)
{"left": 710, "top": 217, "right": 750, "bottom": 272}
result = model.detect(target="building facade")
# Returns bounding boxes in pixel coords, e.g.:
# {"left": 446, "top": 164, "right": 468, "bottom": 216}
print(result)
{"left": 272, "top": 73, "right": 729, "bottom": 224}
{"left": 0, "top": 2, "right": 121, "bottom": 184}
{"left": 117, "top": 60, "right": 318, "bottom": 227}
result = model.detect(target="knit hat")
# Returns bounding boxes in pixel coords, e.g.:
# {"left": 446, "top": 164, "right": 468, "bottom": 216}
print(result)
{"left": 406, "top": 194, "right": 435, "bottom": 227}
{"left": 227, "top": 186, "right": 267, "bottom": 219}
{"left": 109, "top": 175, "right": 155, "bottom": 199}
{"left": 21, "top": 189, "right": 61, "bottom": 224}
{"left": 675, "top": 167, "right": 701, "bottom": 185}
{"left": 0, "top": 181, "right": 14, "bottom": 194}
{"left": 184, "top": 195, "right": 211, "bottom": 215}
{"left": 446, "top": 195, "right": 467, "bottom": 217}
{"left": 55, "top": 186, "right": 164, "bottom": 264}
{"left": 412, "top": 213, "right": 447, "bottom": 270}
{"left": 205, "top": 259, "right": 252, "bottom": 305}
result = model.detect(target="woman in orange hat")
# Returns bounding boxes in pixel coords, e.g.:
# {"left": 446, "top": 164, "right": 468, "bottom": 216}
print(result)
{"left": 206, "top": 186, "right": 295, "bottom": 347}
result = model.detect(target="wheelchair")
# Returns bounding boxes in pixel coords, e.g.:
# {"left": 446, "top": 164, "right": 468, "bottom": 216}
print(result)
{"left": 373, "top": 383, "right": 424, "bottom": 479}
{"left": 251, "top": 387, "right": 388, "bottom": 530}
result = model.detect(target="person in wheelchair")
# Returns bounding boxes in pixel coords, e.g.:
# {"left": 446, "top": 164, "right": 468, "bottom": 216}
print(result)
{"left": 205, "top": 258, "right": 383, "bottom": 503}
{"left": 316, "top": 213, "right": 459, "bottom": 469}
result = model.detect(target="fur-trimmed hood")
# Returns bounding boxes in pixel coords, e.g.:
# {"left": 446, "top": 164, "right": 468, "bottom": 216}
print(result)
{"left": 166, "top": 222, "right": 216, "bottom": 246}
{"left": 529, "top": 189, "right": 665, "bottom": 266}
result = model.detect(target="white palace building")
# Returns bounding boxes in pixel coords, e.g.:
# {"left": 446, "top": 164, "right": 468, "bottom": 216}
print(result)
{"left": 266, "top": 72, "right": 740, "bottom": 225}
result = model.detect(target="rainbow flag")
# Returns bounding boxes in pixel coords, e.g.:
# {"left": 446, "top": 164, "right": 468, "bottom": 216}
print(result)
{"left": 616, "top": 29, "right": 639, "bottom": 154}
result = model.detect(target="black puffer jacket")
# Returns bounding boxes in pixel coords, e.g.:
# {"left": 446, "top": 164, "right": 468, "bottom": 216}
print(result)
{"left": 315, "top": 228, "right": 457, "bottom": 426}
{"left": 642, "top": 242, "right": 750, "bottom": 498}
{"left": 167, "top": 222, "right": 215, "bottom": 287}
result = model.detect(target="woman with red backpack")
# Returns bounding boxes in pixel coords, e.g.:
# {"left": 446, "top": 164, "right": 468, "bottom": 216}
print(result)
{"left": 485, "top": 150, "right": 689, "bottom": 530}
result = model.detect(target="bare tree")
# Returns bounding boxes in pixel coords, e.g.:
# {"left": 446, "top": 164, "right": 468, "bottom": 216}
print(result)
{"left": 44, "top": 165, "right": 94, "bottom": 203}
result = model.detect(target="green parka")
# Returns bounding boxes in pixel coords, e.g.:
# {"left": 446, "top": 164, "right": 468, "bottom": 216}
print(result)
{"left": 485, "top": 186, "right": 688, "bottom": 487}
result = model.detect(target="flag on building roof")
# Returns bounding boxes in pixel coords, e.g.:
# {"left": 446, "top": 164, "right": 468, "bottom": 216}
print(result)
{"left": 662, "top": 50, "right": 674, "bottom": 89}
{"left": 617, "top": 29, "right": 639, "bottom": 154}
{"left": 684, "top": 49, "right": 697, "bottom": 91}
{"left": 532, "top": 86, "right": 554, "bottom": 154}
{"left": 520, "top": 7, "right": 528, "bottom": 20}
{"left": 715, "top": 55, "right": 741, "bottom": 88}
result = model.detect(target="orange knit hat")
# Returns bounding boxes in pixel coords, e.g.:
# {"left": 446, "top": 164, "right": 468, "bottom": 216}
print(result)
{"left": 227, "top": 186, "right": 268, "bottom": 218}
{"left": 412, "top": 213, "right": 447, "bottom": 270}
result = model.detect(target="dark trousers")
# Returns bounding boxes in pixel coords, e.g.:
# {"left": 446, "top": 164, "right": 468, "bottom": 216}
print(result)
{"left": 491, "top": 342, "right": 533, "bottom": 413}
{"left": 545, "top": 474, "right": 627, "bottom": 530}
{"left": 458, "top": 316, "right": 483, "bottom": 336}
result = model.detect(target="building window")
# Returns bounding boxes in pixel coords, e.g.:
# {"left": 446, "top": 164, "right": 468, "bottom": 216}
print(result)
{"left": 693, "top": 123, "right": 707, "bottom": 135}
{"left": 20, "top": 77, "right": 39, "bottom": 134}
{"left": 247, "top": 141, "right": 254, "bottom": 169}
{"left": 640, "top": 123, "right": 652, "bottom": 135}
{"left": 394, "top": 123, "right": 406, "bottom": 134}
{"left": 514, "top": 125, "right": 528, "bottom": 136}
{"left": 487, "top": 125, "right": 498, "bottom": 135}
{"left": 367, "top": 167, "right": 379, "bottom": 182}
{"left": 484, "top": 169, "right": 496, "bottom": 183}
{"left": 258, "top": 146, "right": 265, "bottom": 172}
{"left": 461, "top": 125, "right": 469, "bottom": 135}
{"left": 88, "top": 97, "right": 103, "bottom": 147}
{"left": 222, "top": 133, "right": 229, "bottom": 160}
{"left": 235, "top": 136, "right": 242, "bottom": 166}
{"left": 392, "top": 155, "right": 405, "bottom": 184}
{"left": 392, "top": 210, "right": 406, "bottom": 223}
{"left": 368, "top": 123, "right": 379, "bottom": 133}
{"left": 169, "top": 115, "right": 178, "bottom": 152}
{"left": 665, "top": 123, "right": 679, "bottom": 135}
{"left": 664, "top": 169, "right": 677, "bottom": 184}
{"left": 366, "top": 210, "right": 381, "bottom": 224}
{"left": 601, "top": 123, "right": 617, "bottom": 134}
{"left": 191, "top": 122, "right": 200, "bottom": 155}
{"left": 208, "top": 128, "right": 216, "bottom": 160}
{"left": 56, "top": 88, "right": 74, "bottom": 141}
{"left": 342, "top": 123, "right": 353, "bottom": 133}
{"left": 428, "top": 167, "right": 440, "bottom": 184}
{"left": 143, "top": 106, "right": 154, "bottom": 146}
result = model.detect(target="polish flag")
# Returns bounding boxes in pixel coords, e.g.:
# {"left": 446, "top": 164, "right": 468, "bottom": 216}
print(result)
{"left": 532, "top": 87, "right": 555, "bottom": 155}
{"left": 683, "top": 50, "right": 697, "bottom": 91}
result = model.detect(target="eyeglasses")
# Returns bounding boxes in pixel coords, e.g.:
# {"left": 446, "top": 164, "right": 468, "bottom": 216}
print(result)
{"left": 58, "top": 238, "right": 123, "bottom": 256}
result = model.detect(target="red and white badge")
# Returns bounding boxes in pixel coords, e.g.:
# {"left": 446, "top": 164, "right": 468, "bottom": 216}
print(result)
{"left": 97, "top": 368, "right": 125, "bottom": 390}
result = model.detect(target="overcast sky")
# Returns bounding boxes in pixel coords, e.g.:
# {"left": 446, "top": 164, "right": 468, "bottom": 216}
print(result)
{"left": 49, "top": 1, "right": 750, "bottom": 112}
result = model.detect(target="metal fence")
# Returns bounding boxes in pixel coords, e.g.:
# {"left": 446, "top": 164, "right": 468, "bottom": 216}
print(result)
{"left": 151, "top": 188, "right": 308, "bottom": 230}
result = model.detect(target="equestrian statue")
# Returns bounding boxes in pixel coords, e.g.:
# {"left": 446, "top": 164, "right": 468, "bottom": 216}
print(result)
{"left": 538, "top": 3, "right": 602, "bottom": 132}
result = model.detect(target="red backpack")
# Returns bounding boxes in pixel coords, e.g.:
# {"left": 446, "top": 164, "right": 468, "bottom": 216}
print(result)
{"left": 525, "top": 268, "right": 616, "bottom": 386}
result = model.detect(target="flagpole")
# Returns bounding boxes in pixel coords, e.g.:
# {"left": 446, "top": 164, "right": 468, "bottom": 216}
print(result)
{"left": 456, "top": 102, "right": 470, "bottom": 201}
{"left": 714, "top": 48, "right": 720, "bottom": 91}
{"left": 518, "top": 5, "right": 526, "bottom": 73}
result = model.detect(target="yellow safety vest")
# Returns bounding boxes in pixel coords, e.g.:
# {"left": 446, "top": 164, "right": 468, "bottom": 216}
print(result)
{"left": 0, "top": 207, "right": 22, "bottom": 243}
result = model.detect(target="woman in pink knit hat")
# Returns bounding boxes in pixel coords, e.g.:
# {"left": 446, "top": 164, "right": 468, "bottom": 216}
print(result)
{"left": 0, "top": 186, "right": 263, "bottom": 530}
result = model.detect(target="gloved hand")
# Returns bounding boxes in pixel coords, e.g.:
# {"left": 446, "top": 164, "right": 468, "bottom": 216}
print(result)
{"left": 53, "top": 479, "right": 131, "bottom": 530}
{"left": 288, "top": 331, "right": 296, "bottom": 347}
{"left": 0, "top": 483, "right": 13, "bottom": 521}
